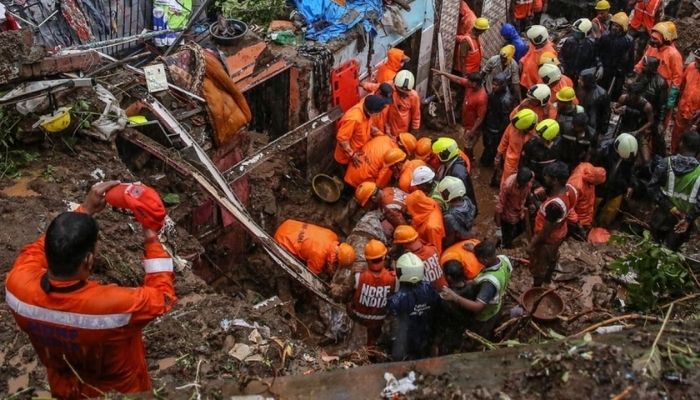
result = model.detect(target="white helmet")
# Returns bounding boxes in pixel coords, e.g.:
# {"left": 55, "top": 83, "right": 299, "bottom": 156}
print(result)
{"left": 573, "top": 18, "right": 593, "bottom": 35}
{"left": 394, "top": 70, "right": 415, "bottom": 91}
{"left": 527, "top": 83, "right": 552, "bottom": 106}
{"left": 437, "top": 176, "right": 466, "bottom": 202}
{"left": 614, "top": 133, "right": 638, "bottom": 159}
{"left": 411, "top": 166, "right": 435, "bottom": 186}
{"left": 396, "top": 252, "right": 424, "bottom": 284}
{"left": 526, "top": 25, "right": 549, "bottom": 45}
{"left": 538, "top": 63, "right": 561, "bottom": 85}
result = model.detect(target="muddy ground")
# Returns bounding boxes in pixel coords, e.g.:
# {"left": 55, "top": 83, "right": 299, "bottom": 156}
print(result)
{"left": 1, "top": 122, "right": 700, "bottom": 399}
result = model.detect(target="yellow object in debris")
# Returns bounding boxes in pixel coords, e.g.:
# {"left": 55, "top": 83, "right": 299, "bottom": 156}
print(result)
{"left": 38, "top": 107, "right": 72, "bottom": 133}
{"left": 128, "top": 115, "right": 149, "bottom": 124}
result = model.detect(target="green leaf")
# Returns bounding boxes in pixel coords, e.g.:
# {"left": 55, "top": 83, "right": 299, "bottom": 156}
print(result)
{"left": 548, "top": 329, "right": 566, "bottom": 340}
{"left": 633, "top": 348, "right": 662, "bottom": 379}
{"left": 162, "top": 193, "right": 181, "bottom": 205}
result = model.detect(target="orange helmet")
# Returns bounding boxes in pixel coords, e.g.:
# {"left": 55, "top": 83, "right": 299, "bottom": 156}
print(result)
{"left": 538, "top": 51, "right": 560, "bottom": 66}
{"left": 393, "top": 225, "right": 419, "bottom": 244}
{"left": 355, "top": 181, "right": 378, "bottom": 206}
{"left": 398, "top": 133, "right": 417, "bottom": 156}
{"left": 365, "top": 239, "right": 388, "bottom": 260}
{"left": 337, "top": 243, "right": 356, "bottom": 267}
{"left": 416, "top": 137, "right": 433, "bottom": 159}
{"left": 384, "top": 148, "right": 407, "bottom": 166}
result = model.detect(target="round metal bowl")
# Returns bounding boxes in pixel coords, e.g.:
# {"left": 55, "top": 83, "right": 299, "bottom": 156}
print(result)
{"left": 312, "top": 174, "right": 343, "bottom": 203}
{"left": 209, "top": 19, "right": 248, "bottom": 46}
{"left": 521, "top": 288, "right": 565, "bottom": 321}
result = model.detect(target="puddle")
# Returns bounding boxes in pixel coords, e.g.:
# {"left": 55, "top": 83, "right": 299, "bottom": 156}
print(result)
{"left": 157, "top": 356, "right": 178, "bottom": 370}
{"left": 1, "top": 176, "right": 40, "bottom": 197}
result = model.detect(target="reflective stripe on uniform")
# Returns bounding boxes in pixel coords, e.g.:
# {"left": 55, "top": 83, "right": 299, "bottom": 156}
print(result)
{"left": 143, "top": 258, "right": 174, "bottom": 274}
{"left": 662, "top": 159, "right": 700, "bottom": 204}
{"left": 5, "top": 290, "right": 132, "bottom": 330}
{"left": 540, "top": 197, "right": 568, "bottom": 223}
{"left": 352, "top": 310, "right": 387, "bottom": 320}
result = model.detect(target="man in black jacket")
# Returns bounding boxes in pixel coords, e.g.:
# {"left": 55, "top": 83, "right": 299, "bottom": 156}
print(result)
{"left": 482, "top": 73, "right": 515, "bottom": 169}
{"left": 637, "top": 56, "right": 669, "bottom": 156}
{"left": 577, "top": 68, "right": 611, "bottom": 145}
{"left": 597, "top": 12, "right": 635, "bottom": 100}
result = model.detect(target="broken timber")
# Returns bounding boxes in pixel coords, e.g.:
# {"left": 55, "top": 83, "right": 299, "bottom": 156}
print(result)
{"left": 223, "top": 107, "right": 343, "bottom": 183}
{"left": 119, "top": 129, "right": 339, "bottom": 306}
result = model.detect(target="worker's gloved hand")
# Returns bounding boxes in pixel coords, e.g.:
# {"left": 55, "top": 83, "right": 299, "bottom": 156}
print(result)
{"left": 666, "top": 86, "right": 680, "bottom": 110}
{"left": 82, "top": 180, "right": 121, "bottom": 215}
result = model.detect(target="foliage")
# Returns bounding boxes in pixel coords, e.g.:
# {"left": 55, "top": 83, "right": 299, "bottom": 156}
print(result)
{"left": 215, "top": 0, "right": 286, "bottom": 26}
{"left": 609, "top": 231, "right": 694, "bottom": 311}
{"left": 0, "top": 106, "right": 25, "bottom": 178}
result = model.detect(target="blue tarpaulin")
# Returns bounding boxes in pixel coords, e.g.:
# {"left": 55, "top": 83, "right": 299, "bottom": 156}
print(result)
{"left": 294, "top": 0, "right": 383, "bottom": 43}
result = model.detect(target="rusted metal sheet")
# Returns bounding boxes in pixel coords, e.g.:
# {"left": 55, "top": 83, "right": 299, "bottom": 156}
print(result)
{"left": 225, "top": 42, "right": 291, "bottom": 92}
{"left": 223, "top": 107, "right": 343, "bottom": 183}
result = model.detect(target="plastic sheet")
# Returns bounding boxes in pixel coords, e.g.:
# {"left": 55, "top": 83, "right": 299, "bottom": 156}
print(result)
{"left": 294, "top": 0, "right": 383, "bottom": 42}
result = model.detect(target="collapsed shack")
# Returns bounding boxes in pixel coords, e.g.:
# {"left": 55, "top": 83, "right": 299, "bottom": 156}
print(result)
{"left": 1, "top": 0, "right": 700, "bottom": 399}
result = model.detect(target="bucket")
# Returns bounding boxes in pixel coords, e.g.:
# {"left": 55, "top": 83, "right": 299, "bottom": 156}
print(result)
{"left": 521, "top": 287, "right": 564, "bottom": 321}
{"left": 312, "top": 174, "right": 343, "bottom": 203}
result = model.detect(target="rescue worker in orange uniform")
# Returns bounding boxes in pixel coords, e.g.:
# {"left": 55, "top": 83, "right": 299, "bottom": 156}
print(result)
{"left": 349, "top": 240, "right": 397, "bottom": 346}
{"left": 376, "top": 48, "right": 410, "bottom": 84}
{"left": 359, "top": 82, "right": 394, "bottom": 136}
{"left": 432, "top": 70, "right": 488, "bottom": 156}
{"left": 344, "top": 135, "right": 401, "bottom": 188}
{"left": 567, "top": 163, "right": 607, "bottom": 231}
{"left": 634, "top": 23, "right": 683, "bottom": 106}
{"left": 629, "top": 0, "right": 662, "bottom": 57}
{"left": 496, "top": 108, "right": 539, "bottom": 185}
{"left": 672, "top": 49, "right": 700, "bottom": 153}
{"left": 406, "top": 189, "right": 446, "bottom": 253}
{"left": 355, "top": 181, "right": 409, "bottom": 233}
{"left": 591, "top": 0, "right": 611, "bottom": 39}
{"left": 459, "top": 17, "right": 490, "bottom": 75}
{"left": 511, "top": 0, "right": 533, "bottom": 33}
{"left": 496, "top": 167, "right": 535, "bottom": 248}
{"left": 5, "top": 181, "right": 175, "bottom": 399}
{"left": 527, "top": 161, "right": 575, "bottom": 286}
{"left": 511, "top": 84, "right": 557, "bottom": 122}
{"left": 454, "top": 1, "right": 477, "bottom": 74}
{"left": 520, "top": 25, "right": 557, "bottom": 89}
{"left": 392, "top": 225, "right": 446, "bottom": 289}
{"left": 274, "top": 219, "right": 356, "bottom": 277}
{"left": 362, "top": 72, "right": 421, "bottom": 136}
{"left": 334, "top": 95, "right": 389, "bottom": 166}
{"left": 440, "top": 238, "right": 484, "bottom": 280}
{"left": 538, "top": 63, "right": 577, "bottom": 106}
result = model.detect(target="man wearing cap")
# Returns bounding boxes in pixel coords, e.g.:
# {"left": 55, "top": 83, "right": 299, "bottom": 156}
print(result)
{"left": 274, "top": 219, "right": 356, "bottom": 278}
{"left": 483, "top": 73, "right": 516, "bottom": 174}
{"left": 482, "top": 45, "right": 522, "bottom": 102}
{"left": 459, "top": 17, "right": 490, "bottom": 75}
{"left": 334, "top": 95, "right": 389, "bottom": 167}
{"left": 359, "top": 82, "right": 394, "bottom": 136}
{"left": 5, "top": 181, "right": 175, "bottom": 398}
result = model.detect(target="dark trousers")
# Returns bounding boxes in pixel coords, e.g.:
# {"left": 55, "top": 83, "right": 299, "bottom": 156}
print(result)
{"left": 502, "top": 219, "right": 526, "bottom": 248}
{"left": 481, "top": 128, "right": 504, "bottom": 167}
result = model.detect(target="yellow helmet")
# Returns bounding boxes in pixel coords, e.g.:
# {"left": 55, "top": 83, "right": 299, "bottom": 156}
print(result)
{"left": 538, "top": 51, "right": 560, "bottom": 66}
{"left": 432, "top": 137, "right": 459, "bottom": 162}
{"left": 535, "top": 119, "right": 560, "bottom": 141}
{"left": 512, "top": 108, "right": 538, "bottom": 131}
{"left": 611, "top": 12, "right": 629, "bottom": 32}
{"left": 556, "top": 86, "right": 576, "bottom": 102}
{"left": 37, "top": 107, "right": 72, "bottom": 133}
{"left": 474, "top": 17, "right": 490, "bottom": 31}
{"left": 659, "top": 21, "right": 677, "bottom": 41}
{"left": 355, "top": 181, "right": 378, "bottom": 206}
{"left": 500, "top": 44, "right": 515, "bottom": 61}
{"left": 595, "top": 0, "right": 610, "bottom": 10}
{"left": 651, "top": 22, "right": 673, "bottom": 42}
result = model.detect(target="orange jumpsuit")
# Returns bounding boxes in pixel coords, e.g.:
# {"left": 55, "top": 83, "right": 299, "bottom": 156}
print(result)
{"left": 534, "top": 190, "right": 575, "bottom": 243}
{"left": 398, "top": 159, "right": 428, "bottom": 193}
{"left": 513, "top": 0, "right": 534, "bottom": 21}
{"left": 673, "top": 62, "right": 700, "bottom": 152}
{"left": 350, "top": 268, "right": 397, "bottom": 345}
{"left": 454, "top": 1, "right": 477, "bottom": 73}
{"left": 378, "top": 186, "right": 409, "bottom": 228}
{"left": 630, "top": 0, "right": 661, "bottom": 33}
{"left": 520, "top": 42, "right": 557, "bottom": 89}
{"left": 548, "top": 75, "right": 578, "bottom": 106}
{"left": 376, "top": 48, "right": 407, "bottom": 84}
{"left": 359, "top": 85, "right": 390, "bottom": 135}
{"left": 363, "top": 82, "right": 421, "bottom": 135}
{"left": 462, "top": 34, "right": 483, "bottom": 74}
{"left": 411, "top": 242, "right": 446, "bottom": 289}
{"left": 344, "top": 135, "right": 396, "bottom": 188}
{"left": 406, "top": 190, "right": 446, "bottom": 253}
{"left": 440, "top": 239, "right": 484, "bottom": 279}
{"left": 274, "top": 219, "right": 340, "bottom": 275}
{"left": 634, "top": 44, "right": 683, "bottom": 88}
{"left": 334, "top": 101, "right": 372, "bottom": 165}
{"left": 5, "top": 225, "right": 176, "bottom": 399}
{"left": 567, "top": 163, "right": 606, "bottom": 227}
{"left": 497, "top": 124, "right": 537, "bottom": 185}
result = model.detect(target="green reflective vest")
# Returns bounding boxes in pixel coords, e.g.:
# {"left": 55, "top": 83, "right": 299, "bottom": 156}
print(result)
{"left": 662, "top": 158, "right": 700, "bottom": 214}
{"left": 473, "top": 255, "right": 513, "bottom": 322}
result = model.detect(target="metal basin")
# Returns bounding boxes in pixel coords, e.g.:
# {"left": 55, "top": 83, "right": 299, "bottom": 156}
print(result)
{"left": 521, "top": 287, "right": 565, "bottom": 321}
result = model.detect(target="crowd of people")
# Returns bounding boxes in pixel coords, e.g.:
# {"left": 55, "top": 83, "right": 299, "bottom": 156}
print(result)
{"left": 274, "top": 1, "right": 700, "bottom": 361}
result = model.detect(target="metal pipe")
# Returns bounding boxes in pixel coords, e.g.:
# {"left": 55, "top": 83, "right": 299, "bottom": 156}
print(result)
{"left": 65, "top": 29, "right": 183, "bottom": 51}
